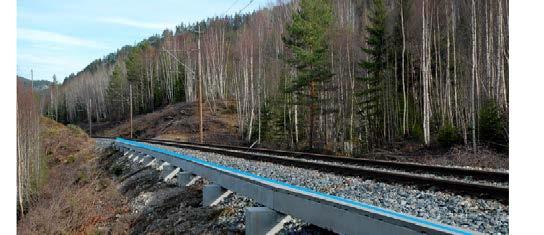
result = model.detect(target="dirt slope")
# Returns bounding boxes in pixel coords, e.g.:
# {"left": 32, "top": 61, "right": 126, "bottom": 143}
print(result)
{"left": 96, "top": 101, "right": 246, "bottom": 145}
{"left": 18, "top": 118, "right": 131, "bottom": 234}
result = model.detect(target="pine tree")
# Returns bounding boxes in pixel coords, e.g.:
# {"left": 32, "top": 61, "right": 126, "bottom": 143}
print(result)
{"left": 357, "top": 0, "right": 388, "bottom": 149}
{"left": 282, "top": 0, "right": 333, "bottom": 149}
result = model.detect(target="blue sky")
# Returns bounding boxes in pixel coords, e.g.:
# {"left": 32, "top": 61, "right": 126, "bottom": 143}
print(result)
{"left": 17, "top": 0, "right": 273, "bottom": 82}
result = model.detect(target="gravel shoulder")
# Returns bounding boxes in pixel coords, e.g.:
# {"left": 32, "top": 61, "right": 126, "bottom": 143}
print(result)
{"left": 148, "top": 142, "right": 508, "bottom": 234}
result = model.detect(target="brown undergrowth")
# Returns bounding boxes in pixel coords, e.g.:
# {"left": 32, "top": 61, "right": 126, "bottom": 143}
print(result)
{"left": 17, "top": 117, "right": 131, "bottom": 234}
{"left": 95, "top": 101, "right": 243, "bottom": 145}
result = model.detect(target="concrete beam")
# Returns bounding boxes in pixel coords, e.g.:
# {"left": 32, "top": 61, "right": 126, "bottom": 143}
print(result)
{"left": 177, "top": 172, "right": 201, "bottom": 187}
{"left": 245, "top": 207, "right": 291, "bottom": 235}
{"left": 203, "top": 184, "right": 232, "bottom": 207}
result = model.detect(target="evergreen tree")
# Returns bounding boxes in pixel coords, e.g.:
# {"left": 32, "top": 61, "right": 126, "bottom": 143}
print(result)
{"left": 282, "top": 0, "right": 333, "bottom": 149}
{"left": 125, "top": 45, "right": 145, "bottom": 113}
{"left": 174, "top": 63, "right": 186, "bottom": 103}
{"left": 357, "top": 0, "right": 387, "bottom": 149}
{"left": 106, "top": 65, "right": 127, "bottom": 121}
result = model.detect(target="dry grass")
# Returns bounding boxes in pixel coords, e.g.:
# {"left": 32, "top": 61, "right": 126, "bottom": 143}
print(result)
{"left": 96, "top": 101, "right": 244, "bottom": 145}
{"left": 17, "top": 118, "right": 131, "bottom": 234}
{"left": 362, "top": 144, "right": 509, "bottom": 170}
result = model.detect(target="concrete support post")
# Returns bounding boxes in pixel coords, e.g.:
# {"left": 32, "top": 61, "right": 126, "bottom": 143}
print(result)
{"left": 125, "top": 151, "right": 135, "bottom": 160}
{"left": 203, "top": 184, "right": 231, "bottom": 207}
{"left": 177, "top": 172, "right": 200, "bottom": 187}
{"left": 245, "top": 207, "right": 291, "bottom": 235}
{"left": 144, "top": 157, "right": 158, "bottom": 167}
{"left": 138, "top": 155, "right": 153, "bottom": 165}
{"left": 131, "top": 154, "right": 140, "bottom": 163}
{"left": 157, "top": 161, "right": 169, "bottom": 171}
{"left": 149, "top": 159, "right": 164, "bottom": 170}
{"left": 161, "top": 166, "right": 180, "bottom": 182}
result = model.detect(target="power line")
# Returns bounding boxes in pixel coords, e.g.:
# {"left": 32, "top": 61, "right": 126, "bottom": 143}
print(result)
{"left": 223, "top": 0, "right": 241, "bottom": 16}
{"left": 238, "top": 0, "right": 256, "bottom": 14}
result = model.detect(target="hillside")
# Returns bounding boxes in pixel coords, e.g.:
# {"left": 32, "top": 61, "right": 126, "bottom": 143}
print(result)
{"left": 16, "top": 76, "right": 53, "bottom": 91}
{"left": 17, "top": 118, "right": 130, "bottom": 234}
{"left": 94, "top": 101, "right": 244, "bottom": 145}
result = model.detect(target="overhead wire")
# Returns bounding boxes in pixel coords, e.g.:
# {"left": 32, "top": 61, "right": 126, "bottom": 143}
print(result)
{"left": 237, "top": 0, "right": 256, "bottom": 14}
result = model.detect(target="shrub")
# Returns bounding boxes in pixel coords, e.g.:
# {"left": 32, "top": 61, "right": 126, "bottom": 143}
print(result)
{"left": 409, "top": 124, "right": 424, "bottom": 142}
{"left": 437, "top": 123, "right": 462, "bottom": 148}
{"left": 479, "top": 100, "right": 508, "bottom": 151}
{"left": 67, "top": 124, "right": 86, "bottom": 136}
{"left": 111, "top": 165, "right": 124, "bottom": 176}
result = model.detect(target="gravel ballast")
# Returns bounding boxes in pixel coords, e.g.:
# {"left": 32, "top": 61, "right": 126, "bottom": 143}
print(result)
{"left": 147, "top": 142, "right": 508, "bottom": 234}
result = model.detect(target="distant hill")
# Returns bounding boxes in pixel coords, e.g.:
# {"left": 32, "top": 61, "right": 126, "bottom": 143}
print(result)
{"left": 17, "top": 76, "right": 53, "bottom": 91}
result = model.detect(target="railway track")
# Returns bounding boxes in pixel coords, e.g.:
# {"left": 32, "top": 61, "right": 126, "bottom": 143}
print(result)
{"left": 94, "top": 136, "right": 508, "bottom": 201}
{"left": 147, "top": 138, "right": 509, "bottom": 182}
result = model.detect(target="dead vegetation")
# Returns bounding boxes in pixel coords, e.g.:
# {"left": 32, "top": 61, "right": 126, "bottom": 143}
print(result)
{"left": 95, "top": 101, "right": 244, "bottom": 145}
{"left": 359, "top": 144, "right": 509, "bottom": 170}
{"left": 17, "top": 118, "right": 131, "bottom": 234}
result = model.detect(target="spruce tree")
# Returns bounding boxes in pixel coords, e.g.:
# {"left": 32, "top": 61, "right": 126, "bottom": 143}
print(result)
{"left": 357, "top": 0, "right": 387, "bottom": 149}
{"left": 282, "top": 0, "right": 333, "bottom": 149}
{"left": 106, "top": 65, "right": 126, "bottom": 121}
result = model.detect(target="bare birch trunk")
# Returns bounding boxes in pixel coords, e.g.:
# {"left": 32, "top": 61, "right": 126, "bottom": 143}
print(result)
{"left": 401, "top": 0, "right": 407, "bottom": 135}
{"left": 422, "top": 0, "right": 431, "bottom": 145}
{"left": 471, "top": 0, "right": 478, "bottom": 152}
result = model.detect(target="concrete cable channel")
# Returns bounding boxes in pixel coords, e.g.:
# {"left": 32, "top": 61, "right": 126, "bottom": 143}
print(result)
{"left": 108, "top": 137, "right": 508, "bottom": 234}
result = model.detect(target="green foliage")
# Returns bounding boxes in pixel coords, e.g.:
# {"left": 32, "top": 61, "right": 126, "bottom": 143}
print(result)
{"left": 260, "top": 99, "right": 289, "bottom": 144}
{"left": 126, "top": 47, "right": 144, "bottom": 84}
{"left": 479, "top": 100, "right": 508, "bottom": 150}
{"left": 409, "top": 124, "right": 423, "bottom": 142}
{"left": 106, "top": 65, "right": 127, "bottom": 121}
{"left": 112, "top": 165, "right": 124, "bottom": 176}
{"left": 66, "top": 124, "right": 86, "bottom": 136}
{"left": 282, "top": 0, "right": 333, "bottom": 148}
{"left": 437, "top": 123, "right": 462, "bottom": 148}
{"left": 357, "top": 0, "right": 388, "bottom": 147}
{"left": 173, "top": 64, "right": 186, "bottom": 103}
{"left": 153, "top": 70, "right": 165, "bottom": 108}
{"left": 282, "top": 0, "right": 333, "bottom": 98}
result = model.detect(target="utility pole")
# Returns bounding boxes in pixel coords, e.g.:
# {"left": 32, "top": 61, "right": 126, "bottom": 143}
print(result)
{"left": 30, "top": 69, "right": 33, "bottom": 90}
{"left": 88, "top": 99, "right": 92, "bottom": 136}
{"left": 198, "top": 24, "right": 204, "bottom": 143}
{"left": 129, "top": 84, "right": 133, "bottom": 139}
{"left": 161, "top": 26, "right": 203, "bottom": 143}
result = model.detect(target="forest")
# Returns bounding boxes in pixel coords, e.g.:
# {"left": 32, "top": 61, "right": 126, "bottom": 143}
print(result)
{"left": 39, "top": 0, "right": 509, "bottom": 154}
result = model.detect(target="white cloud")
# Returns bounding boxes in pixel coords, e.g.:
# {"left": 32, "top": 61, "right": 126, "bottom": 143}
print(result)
{"left": 17, "top": 28, "right": 105, "bottom": 49}
{"left": 97, "top": 17, "right": 176, "bottom": 30}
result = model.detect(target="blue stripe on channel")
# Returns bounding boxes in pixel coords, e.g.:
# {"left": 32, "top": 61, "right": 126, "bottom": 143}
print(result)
{"left": 116, "top": 138, "right": 473, "bottom": 235}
